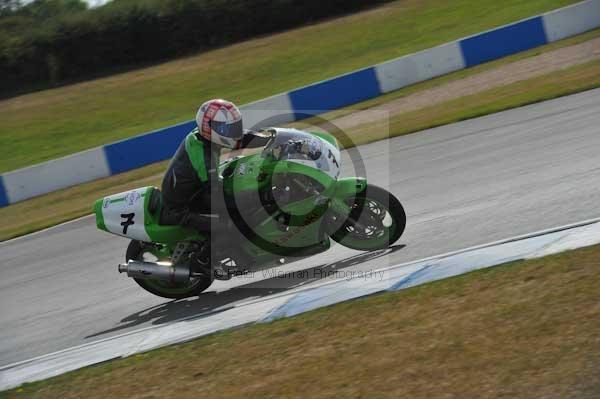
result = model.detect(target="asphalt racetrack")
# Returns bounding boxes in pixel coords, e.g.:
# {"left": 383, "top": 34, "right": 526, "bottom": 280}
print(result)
{"left": 1, "top": 88, "right": 600, "bottom": 366}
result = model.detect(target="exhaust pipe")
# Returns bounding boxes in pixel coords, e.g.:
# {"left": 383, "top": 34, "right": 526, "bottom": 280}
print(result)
{"left": 118, "top": 260, "right": 190, "bottom": 283}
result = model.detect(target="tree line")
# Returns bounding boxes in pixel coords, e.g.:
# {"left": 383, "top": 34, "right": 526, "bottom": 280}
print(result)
{"left": 0, "top": 0, "right": 386, "bottom": 95}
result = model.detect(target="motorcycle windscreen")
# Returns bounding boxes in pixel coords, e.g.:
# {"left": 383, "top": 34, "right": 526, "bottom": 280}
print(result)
{"left": 263, "top": 129, "right": 341, "bottom": 180}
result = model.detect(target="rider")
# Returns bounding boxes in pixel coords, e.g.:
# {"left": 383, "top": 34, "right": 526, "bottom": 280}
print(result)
{"left": 160, "top": 99, "right": 270, "bottom": 233}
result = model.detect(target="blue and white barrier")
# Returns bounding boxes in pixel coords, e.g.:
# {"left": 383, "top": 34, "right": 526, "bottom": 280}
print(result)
{"left": 2, "top": 217, "right": 600, "bottom": 390}
{"left": 1, "top": 0, "right": 599, "bottom": 207}
{"left": 375, "top": 42, "right": 466, "bottom": 93}
{"left": 1, "top": 148, "right": 111, "bottom": 204}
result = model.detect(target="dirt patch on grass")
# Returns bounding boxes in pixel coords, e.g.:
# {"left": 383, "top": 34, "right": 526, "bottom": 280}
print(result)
{"left": 330, "top": 37, "right": 600, "bottom": 130}
{"left": 5, "top": 244, "right": 600, "bottom": 398}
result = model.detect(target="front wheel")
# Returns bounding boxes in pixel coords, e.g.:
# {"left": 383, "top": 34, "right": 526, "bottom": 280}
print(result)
{"left": 330, "top": 184, "right": 406, "bottom": 251}
{"left": 126, "top": 240, "right": 212, "bottom": 299}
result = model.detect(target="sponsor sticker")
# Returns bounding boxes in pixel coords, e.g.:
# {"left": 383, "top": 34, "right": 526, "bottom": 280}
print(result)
{"left": 126, "top": 190, "right": 141, "bottom": 206}
{"left": 237, "top": 163, "right": 248, "bottom": 175}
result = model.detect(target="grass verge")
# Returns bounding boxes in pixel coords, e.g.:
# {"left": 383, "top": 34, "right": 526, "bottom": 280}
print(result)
{"left": 3, "top": 243, "right": 600, "bottom": 398}
{"left": 1, "top": 57, "right": 599, "bottom": 242}
{"left": 0, "top": 0, "right": 580, "bottom": 172}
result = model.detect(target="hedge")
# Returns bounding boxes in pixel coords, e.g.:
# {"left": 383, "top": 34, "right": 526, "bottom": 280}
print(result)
{"left": 0, "top": 0, "right": 388, "bottom": 94}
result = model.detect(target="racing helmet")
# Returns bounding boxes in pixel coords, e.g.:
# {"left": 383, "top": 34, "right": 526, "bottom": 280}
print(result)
{"left": 195, "top": 99, "right": 243, "bottom": 149}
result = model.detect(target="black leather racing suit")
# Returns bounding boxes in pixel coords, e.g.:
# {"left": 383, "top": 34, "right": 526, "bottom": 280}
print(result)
{"left": 160, "top": 128, "right": 269, "bottom": 232}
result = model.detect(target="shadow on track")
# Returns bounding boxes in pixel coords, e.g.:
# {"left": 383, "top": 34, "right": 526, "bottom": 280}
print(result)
{"left": 86, "top": 245, "right": 405, "bottom": 339}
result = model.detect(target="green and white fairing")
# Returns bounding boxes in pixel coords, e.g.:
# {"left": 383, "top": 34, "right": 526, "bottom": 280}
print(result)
{"left": 94, "top": 186, "right": 200, "bottom": 247}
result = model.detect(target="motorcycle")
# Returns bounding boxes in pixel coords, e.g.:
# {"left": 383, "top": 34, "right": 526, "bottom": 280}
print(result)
{"left": 94, "top": 127, "right": 406, "bottom": 298}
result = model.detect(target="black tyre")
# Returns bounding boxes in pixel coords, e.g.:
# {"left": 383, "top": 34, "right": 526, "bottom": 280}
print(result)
{"left": 126, "top": 240, "right": 212, "bottom": 299}
{"left": 330, "top": 184, "right": 406, "bottom": 251}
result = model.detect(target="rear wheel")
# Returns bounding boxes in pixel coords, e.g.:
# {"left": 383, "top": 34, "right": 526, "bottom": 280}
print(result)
{"left": 330, "top": 184, "right": 405, "bottom": 251}
{"left": 126, "top": 240, "right": 212, "bottom": 299}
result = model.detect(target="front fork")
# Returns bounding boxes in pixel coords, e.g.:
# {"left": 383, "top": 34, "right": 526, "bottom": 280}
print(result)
{"left": 330, "top": 177, "right": 367, "bottom": 212}
{"left": 326, "top": 177, "right": 368, "bottom": 231}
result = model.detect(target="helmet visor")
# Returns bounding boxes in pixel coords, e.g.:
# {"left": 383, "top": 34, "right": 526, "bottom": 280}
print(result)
{"left": 211, "top": 120, "right": 243, "bottom": 139}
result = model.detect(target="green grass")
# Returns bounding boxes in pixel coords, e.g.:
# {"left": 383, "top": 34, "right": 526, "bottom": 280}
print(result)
{"left": 0, "top": 0, "right": 580, "bottom": 173}
{"left": 4, "top": 243, "right": 600, "bottom": 398}
{"left": 1, "top": 57, "right": 598, "bottom": 242}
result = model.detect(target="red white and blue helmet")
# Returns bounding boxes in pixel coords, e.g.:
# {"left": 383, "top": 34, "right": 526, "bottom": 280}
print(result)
{"left": 196, "top": 99, "right": 243, "bottom": 149}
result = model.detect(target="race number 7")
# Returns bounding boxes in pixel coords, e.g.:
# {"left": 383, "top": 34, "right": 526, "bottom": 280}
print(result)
{"left": 120, "top": 213, "right": 135, "bottom": 234}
